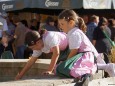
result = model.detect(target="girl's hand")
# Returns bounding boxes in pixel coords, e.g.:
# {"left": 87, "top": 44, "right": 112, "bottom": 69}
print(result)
{"left": 43, "top": 71, "right": 53, "bottom": 75}
{"left": 15, "top": 73, "right": 22, "bottom": 80}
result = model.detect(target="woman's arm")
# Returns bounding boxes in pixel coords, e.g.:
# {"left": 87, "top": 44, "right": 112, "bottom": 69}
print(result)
{"left": 67, "top": 49, "right": 78, "bottom": 59}
{"left": 15, "top": 57, "right": 38, "bottom": 80}
{"left": 45, "top": 46, "right": 59, "bottom": 74}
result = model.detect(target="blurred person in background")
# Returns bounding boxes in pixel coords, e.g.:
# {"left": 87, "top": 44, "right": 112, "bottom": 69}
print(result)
{"left": 44, "top": 16, "right": 59, "bottom": 31}
{"left": 108, "top": 19, "right": 115, "bottom": 42}
{"left": 35, "top": 13, "right": 41, "bottom": 31}
{"left": 93, "top": 17, "right": 112, "bottom": 77}
{"left": 20, "top": 20, "right": 31, "bottom": 33}
{"left": 6, "top": 17, "right": 15, "bottom": 40}
{"left": 82, "top": 15, "right": 89, "bottom": 25}
{"left": 86, "top": 15, "right": 99, "bottom": 42}
{"left": 93, "top": 17, "right": 111, "bottom": 64}
{"left": 0, "top": 35, "right": 14, "bottom": 57}
{"left": 0, "top": 12, "right": 8, "bottom": 40}
{"left": 20, "top": 20, "right": 33, "bottom": 59}
{"left": 12, "top": 15, "right": 27, "bottom": 59}
{"left": 30, "top": 19, "right": 38, "bottom": 31}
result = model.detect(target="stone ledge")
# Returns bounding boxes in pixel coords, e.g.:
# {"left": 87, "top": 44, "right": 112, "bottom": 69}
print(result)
{"left": 0, "top": 59, "right": 51, "bottom": 69}
{"left": 0, "top": 59, "right": 51, "bottom": 81}
{"left": 0, "top": 76, "right": 74, "bottom": 86}
{"left": 0, "top": 59, "right": 104, "bottom": 85}
{"left": 88, "top": 77, "right": 115, "bottom": 86}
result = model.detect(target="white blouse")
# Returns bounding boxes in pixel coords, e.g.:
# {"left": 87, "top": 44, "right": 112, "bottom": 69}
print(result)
{"left": 67, "top": 27, "right": 99, "bottom": 57}
{"left": 32, "top": 31, "right": 68, "bottom": 57}
{"left": 67, "top": 28, "right": 82, "bottom": 49}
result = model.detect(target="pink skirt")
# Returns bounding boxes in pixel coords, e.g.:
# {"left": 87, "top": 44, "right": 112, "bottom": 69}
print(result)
{"left": 70, "top": 52, "right": 97, "bottom": 78}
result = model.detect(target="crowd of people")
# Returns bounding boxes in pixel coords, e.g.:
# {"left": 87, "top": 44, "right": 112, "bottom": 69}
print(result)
{"left": 0, "top": 13, "right": 59, "bottom": 59}
{"left": 0, "top": 10, "right": 115, "bottom": 81}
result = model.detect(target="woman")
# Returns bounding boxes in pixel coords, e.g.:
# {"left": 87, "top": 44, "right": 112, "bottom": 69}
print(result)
{"left": 108, "top": 19, "right": 115, "bottom": 42}
{"left": 93, "top": 17, "right": 111, "bottom": 63}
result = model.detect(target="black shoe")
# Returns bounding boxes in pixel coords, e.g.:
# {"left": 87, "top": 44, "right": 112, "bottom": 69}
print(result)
{"left": 74, "top": 74, "right": 92, "bottom": 86}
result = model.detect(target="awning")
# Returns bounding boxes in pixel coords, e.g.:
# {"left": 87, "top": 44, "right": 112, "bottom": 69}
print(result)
{"left": 83, "top": 0, "right": 112, "bottom": 9}
{"left": 30, "top": 0, "right": 83, "bottom": 9}
{"left": 0, "top": 0, "right": 83, "bottom": 12}
{"left": 0, "top": 0, "right": 30, "bottom": 12}
{"left": 112, "top": 0, "right": 115, "bottom": 9}
{"left": 1, "top": 0, "right": 115, "bottom": 13}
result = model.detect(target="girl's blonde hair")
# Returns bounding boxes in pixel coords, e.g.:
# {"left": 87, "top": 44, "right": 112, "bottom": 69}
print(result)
{"left": 78, "top": 17, "right": 87, "bottom": 34}
{"left": 58, "top": 9, "right": 79, "bottom": 26}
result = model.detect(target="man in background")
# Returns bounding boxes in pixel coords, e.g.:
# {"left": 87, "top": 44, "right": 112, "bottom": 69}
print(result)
{"left": 86, "top": 15, "right": 99, "bottom": 42}
{"left": 0, "top": 12, "right": 8, "bottom": 40}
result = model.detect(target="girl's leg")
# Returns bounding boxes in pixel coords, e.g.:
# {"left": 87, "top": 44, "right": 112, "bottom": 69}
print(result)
{"left": 97, "top": 63, "right": 107, "bottom": 70}
{"left": 97, "top": 63, "right": 115, "bottom": 77}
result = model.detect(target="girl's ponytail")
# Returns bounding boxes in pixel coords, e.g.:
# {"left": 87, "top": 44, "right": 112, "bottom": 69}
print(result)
{"left": 39, "top": 29, "right": 47, "bottom": 37}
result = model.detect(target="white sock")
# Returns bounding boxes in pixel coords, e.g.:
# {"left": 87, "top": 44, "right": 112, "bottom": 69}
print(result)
{"left": 97, "top": 53, "right": 106, "bottom": 64}
{"left": 97, "top": 63, "right": 108, "bottom": 70}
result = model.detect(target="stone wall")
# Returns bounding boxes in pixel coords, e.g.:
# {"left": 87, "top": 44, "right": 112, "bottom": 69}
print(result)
{"left": 0, "top": 59, "right": 105, "bottom": 86}
{"left": 0, "top": 59, "right": 51, "bottom": 81}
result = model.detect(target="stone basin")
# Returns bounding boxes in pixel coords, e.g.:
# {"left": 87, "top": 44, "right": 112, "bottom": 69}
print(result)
{"left": 0, "top": 59, "right": 104, "bottom": 86}
{"left": 0, "top": 59, "right": 51, "bottom": 81}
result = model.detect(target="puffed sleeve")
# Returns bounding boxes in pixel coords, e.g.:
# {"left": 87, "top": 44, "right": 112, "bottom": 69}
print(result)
{"left": 32, "top": 50, "right": 42, "bottom": 57}
{"left": 45, "top": 33, "right": 60, "bottom": 48}
{"left": 68, "top": 32, "right": 82, "bottom": 49}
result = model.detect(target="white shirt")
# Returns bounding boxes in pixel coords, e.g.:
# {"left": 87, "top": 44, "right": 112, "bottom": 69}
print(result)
{"left": 67, "top": 27, "right": 99, "bottom": 57}
{"left": 32, "top": 31, "right": 68, "bottom": 57}
{"left": 67, "top": 27, "right": 82, "bottom": 49}
{"left": 0, "top": 16, "right": 8, "bottom": 37}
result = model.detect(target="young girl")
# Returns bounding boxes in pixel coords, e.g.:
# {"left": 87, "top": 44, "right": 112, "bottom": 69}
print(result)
{"left": 56, "top": 9, "right": 115, "bottom": 78}
{"left": 15, "top": 30, "right": 69, "bottom": 80}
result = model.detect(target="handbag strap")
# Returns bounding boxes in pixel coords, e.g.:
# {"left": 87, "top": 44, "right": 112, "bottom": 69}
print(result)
{"left": 102, "top": 30, "right": 115, "bottom": 47}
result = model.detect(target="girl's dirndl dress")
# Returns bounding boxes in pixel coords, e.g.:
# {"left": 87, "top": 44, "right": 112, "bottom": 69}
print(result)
{"left": 56, "top": 27, "right": 98, "bottom": 78}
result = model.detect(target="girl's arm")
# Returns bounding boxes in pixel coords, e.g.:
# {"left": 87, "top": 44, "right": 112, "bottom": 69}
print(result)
{"left": 45, "top": 46, "right": 59, "bottom": 74}
{"left": 67, "top": 49, "right": 78, "bottom": 59}
{"left": 15, "top": 57, "right": 38, "bottom": 80}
